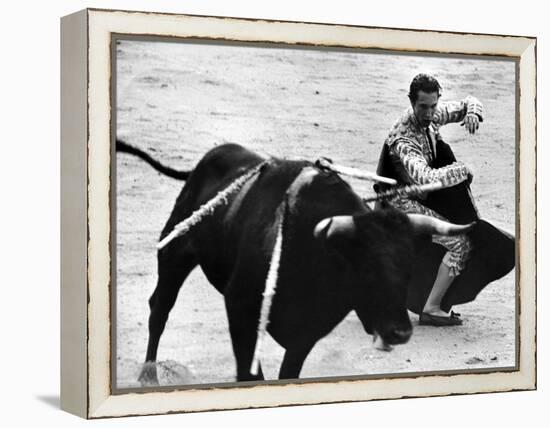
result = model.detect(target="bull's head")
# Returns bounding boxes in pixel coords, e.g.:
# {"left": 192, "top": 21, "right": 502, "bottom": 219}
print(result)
{"left": 313, "top": 208, "right": 474, "bottom": 350}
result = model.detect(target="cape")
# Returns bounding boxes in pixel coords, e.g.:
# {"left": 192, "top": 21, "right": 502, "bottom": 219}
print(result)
{"left": 375, "top": 139, "right": 515, "bottom": 314}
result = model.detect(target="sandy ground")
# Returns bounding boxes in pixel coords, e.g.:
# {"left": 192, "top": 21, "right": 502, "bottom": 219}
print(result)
{"left": 115, "top": 40, "right": 516, "bottom": 388}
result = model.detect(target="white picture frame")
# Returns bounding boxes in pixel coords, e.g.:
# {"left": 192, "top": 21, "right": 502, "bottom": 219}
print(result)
{"left": 60, "top": 8, "right": 536, "bottom": 419}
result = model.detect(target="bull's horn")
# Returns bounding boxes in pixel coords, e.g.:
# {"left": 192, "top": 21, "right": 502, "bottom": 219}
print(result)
{"left": 314, "top": 215, "right": 356, "bottom": 240}
{"left": 407, "top": 214, "right": 475, "bottom": 236}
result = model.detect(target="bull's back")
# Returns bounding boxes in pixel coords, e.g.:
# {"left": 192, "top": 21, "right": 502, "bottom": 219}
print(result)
{"left": 185, "top": 143, "right": 265, "bottom": 210}
{"left": 212, "top": 159, "right": 313, "bottom": 288}
{"left": 160, "top": 144, "right": 264, "bottom": 237}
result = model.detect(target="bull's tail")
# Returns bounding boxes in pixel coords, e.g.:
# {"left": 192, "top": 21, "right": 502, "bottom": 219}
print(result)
{"left": 116, "top": 139, "right": 190, "bottom": 181}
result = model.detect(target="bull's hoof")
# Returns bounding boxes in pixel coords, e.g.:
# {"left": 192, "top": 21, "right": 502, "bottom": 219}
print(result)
{"left": 373, "top": 333, "right": 394, "bottom": 352}
{"left": 138, "top": 361, "right": 160, "bottom": 386}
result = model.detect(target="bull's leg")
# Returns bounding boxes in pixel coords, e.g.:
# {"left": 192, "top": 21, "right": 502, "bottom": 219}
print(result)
{"left": 225, "top": 296, "right": 266, "bottom": 382}
{"left": 138, "top": 249, "right": 197, "bottom": 386}
{"left": 278, "top": 344, "right": 314, "bottom": 380}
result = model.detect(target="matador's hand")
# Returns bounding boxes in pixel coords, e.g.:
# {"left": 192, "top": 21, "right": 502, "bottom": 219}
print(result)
{"left": 461, "top": 113, "right": 480, "bottom": 134}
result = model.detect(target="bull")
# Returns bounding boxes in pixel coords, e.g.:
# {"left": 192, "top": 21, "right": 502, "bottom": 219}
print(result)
{"left": 117, "top": 141, "right": 474, "bottom": 383}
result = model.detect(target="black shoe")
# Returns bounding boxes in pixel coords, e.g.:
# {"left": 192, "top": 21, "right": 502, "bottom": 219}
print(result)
{"left": 419, "top": 311, "right": 463, "bottom": 326}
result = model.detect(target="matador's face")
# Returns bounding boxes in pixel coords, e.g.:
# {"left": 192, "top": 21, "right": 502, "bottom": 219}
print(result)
{"left": 411, "top": 90, "right": 439, "bottom": 128}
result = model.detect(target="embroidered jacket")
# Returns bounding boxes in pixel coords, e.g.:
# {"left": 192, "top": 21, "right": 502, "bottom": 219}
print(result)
{"left": 384, "top": 96, "right": 484, "bottom": 188}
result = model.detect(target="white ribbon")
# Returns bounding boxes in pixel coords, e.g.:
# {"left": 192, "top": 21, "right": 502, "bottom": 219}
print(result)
{"left": 250, "top": 208, "right": 285, "bottom": 376}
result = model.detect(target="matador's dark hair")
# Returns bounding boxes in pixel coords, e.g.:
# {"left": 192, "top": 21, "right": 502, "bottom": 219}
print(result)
{"left": 408, "top": 73, "right": 442, "bottom": 103}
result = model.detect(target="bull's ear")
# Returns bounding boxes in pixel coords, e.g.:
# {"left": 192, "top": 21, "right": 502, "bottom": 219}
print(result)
{"left": 314, "top": 215, "right": 356, "bottom": 244}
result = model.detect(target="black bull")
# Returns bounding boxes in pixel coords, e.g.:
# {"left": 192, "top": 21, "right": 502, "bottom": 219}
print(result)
{"left": 117, "top": 141, "right": 511, "bottom": 383}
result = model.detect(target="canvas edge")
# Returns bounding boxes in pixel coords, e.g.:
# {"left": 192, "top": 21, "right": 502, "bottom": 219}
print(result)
{"left": 60, "top": 9, "right": 89, "bottom": 419}
{"left": 72, "top": 8, "right": 537, "bottom": 419}
{"left": 517, "top": 36, "right": 537, "bottom": 390}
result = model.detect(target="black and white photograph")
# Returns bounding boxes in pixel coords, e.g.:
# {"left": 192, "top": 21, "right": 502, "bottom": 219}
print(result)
{"left": 114, "top": 38, "right": 517, "bottom": 390}
{"left": 4, "top": 0, "right": 546, "bottom": 424}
